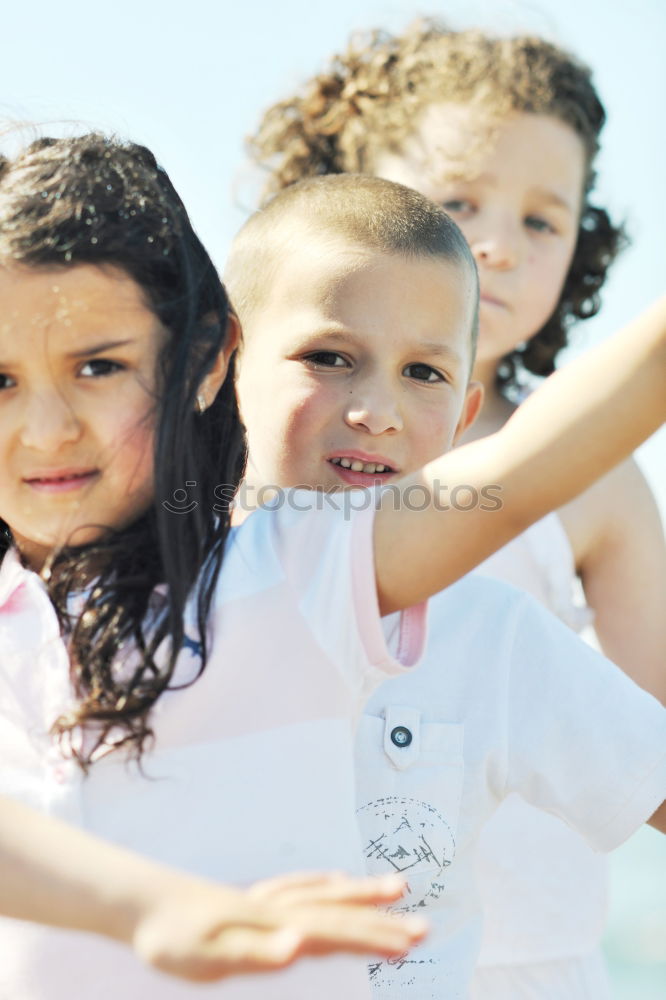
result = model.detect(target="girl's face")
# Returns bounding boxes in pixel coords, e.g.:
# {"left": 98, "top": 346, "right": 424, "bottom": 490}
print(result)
{"left": 373, "top": 107, "right": 586, "bottom": 367}
{"left": 0, "top": 264, "right": 165, "bottom": 569}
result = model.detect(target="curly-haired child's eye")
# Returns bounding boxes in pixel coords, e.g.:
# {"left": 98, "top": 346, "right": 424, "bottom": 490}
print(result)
{"left": 79, "top": 359, "right": 125, "bottom": 378}
{"left": 404, "top": 363, "right": 444, "bottom": 383}
{"left": 525, "top": 215, "right": 555, "bottom": 234}
{"left": 441, "top": 199, "right": 473, "bottom": 215}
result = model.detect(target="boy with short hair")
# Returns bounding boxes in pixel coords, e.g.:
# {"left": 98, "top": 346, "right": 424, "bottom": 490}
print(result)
{"left": 226, "top": 174, "right": 666, "bottom": 997}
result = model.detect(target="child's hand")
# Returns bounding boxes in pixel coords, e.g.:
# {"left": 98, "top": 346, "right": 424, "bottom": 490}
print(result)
{"left": 132, "top": 870, "right": 427, "bottom": 982}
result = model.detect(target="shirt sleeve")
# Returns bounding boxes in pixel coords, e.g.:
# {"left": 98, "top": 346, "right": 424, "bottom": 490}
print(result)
{"left": 267, "top": 489, "right": 426, "bottom": 693}
{"left": 504, "top": 592, "right": 666, "bottom": 852}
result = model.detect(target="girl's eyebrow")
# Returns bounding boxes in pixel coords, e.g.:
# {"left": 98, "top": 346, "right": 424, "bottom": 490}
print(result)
{"left": 457, "top": 172, "right": 577, "bottom": 213}
{"left": 66, "top": 338, "right": 135, "bottom": 359}
{"left": 530, "top": 187, "right": 577, "bottom": 213}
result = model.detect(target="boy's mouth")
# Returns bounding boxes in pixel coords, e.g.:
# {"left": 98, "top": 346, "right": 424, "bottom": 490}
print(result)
{"left": 330, "top": 456, "right": 394, "bottom": 475}
{"left": 328, "top": 454, "right": 397, "bottom": 487}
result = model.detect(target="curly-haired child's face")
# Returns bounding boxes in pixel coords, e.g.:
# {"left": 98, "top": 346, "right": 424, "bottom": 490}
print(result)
{"left": 0, "top": 265, "right": 164, "bottom": 569}
{"left": 236, "top": 240, "right": 481, "bottom": 492}
{"left": 373, "top": 107, "right": 586, "bottom": 368}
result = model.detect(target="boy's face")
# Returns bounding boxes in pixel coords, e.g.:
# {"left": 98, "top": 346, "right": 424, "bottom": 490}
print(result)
{"left": 236, "top": 240, "right": 481, "bottom": 492}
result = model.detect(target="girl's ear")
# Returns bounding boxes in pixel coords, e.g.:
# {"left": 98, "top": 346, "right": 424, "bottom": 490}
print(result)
{"left": 453, "top": 380, "right": 484, "bottom": 443}
{"left": 199, "top": 312, "right": 242, "bottom": 407}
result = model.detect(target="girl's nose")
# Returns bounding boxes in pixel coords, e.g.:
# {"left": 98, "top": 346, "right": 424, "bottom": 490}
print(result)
{"left": 469, "top": 218, "right": 519, "bottom": 271}
{"left": 19, "top": 391, "right": 83, "bottom": 450}
{"left": 344, "top": 381, "right": 404, "bottom": 436}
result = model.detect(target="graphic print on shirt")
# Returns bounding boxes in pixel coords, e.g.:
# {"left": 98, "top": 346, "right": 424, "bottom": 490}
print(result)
{"left": 368, "top": 948, "right": 438, "bottom": 992}
{"left": 358, "top": 796, "right": 455, "bottom": 993}
{"left": 357, "top": 795, "right": 455, "bottom": 911}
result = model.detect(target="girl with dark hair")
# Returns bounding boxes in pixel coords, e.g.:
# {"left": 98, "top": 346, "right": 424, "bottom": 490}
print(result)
{"left": 247, "top": 21, "right": 666, "bottom": 998}
{"left": 0, "top": 134, "right": 434, "bottom": 999}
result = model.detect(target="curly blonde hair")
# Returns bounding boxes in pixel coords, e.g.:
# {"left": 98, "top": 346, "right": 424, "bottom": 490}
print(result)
{"left": 248, "top": 20, "right": 626, "bottom": 391}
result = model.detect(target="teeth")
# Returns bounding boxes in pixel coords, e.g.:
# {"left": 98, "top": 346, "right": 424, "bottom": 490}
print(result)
{"left": 332, "top": 458, "right": 390, "bottom": 475}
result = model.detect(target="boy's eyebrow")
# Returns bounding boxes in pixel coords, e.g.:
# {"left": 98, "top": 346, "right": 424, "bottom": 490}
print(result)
{"left": 419, "top": 342, "right": 465, "bottom": 364}
{"left": 66, "top": 338, "right": 135, "bottom": 359}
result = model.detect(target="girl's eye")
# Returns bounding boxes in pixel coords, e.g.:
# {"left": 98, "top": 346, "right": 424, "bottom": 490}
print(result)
{"left": 79, "top": 359, "right": 125, "bottom": 378}
{"left": 0, "top": 373, "right": 16, "bottom": 390}
{"left": 525, "top": 215, "right": 556, "bottom": 234}
{"left": 302, "top": 351, "right": 349, "bottom": 370}
{"left": 404, "top": 363, "right": 444, "bottom": 384}
{"left": 441, "top": 198, "right": 474, "bottom": 215}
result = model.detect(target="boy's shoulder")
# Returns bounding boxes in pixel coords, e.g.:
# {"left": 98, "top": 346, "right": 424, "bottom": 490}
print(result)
{"left": 421, "top": 571, "right": 599, "bottom": 692}
{"left": 428, "top": 572, "right": 533, "bottom": 635}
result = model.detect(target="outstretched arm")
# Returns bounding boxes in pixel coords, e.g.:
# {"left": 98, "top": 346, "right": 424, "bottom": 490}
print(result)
{"left": 0, "top": 797, "right": 426, "bottom": 982}
{"left": 376, "top": 295, "right": 666, "bottom": 612}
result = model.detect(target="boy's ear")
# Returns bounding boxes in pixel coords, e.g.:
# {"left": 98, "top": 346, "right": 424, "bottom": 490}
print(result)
{"left": 453, "top": 380, "right": 484, "bottom": 443}
{"left": 200, "top": 311, "right": 242, "bottom": 406}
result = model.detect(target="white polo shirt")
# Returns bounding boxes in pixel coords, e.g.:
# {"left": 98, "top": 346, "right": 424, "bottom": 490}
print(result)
{"left": 355, "top": 574, "right": 666, "bottom": 998}
{"left": 0, "top": 497, "right": 425, "bottom": 1000}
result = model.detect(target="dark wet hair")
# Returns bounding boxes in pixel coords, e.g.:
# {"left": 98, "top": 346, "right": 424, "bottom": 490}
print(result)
{"left": 248, "top": 20, "right": 627, "bottom": 391}
{"left": 0, "top": 134, "right": 244, "bottom": 768}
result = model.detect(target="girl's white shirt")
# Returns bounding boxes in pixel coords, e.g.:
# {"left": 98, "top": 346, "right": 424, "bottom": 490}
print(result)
{"left": 0, "top": 498, "right": 425, "bottom": 1000}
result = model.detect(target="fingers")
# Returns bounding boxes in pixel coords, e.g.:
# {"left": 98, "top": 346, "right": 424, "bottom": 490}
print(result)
{"left": 249, "top": 871, "right": 409, "bottom": 907}
{"left": 156, "top": 909, "right": 427, "bottom": 983}
{"left": 134, "top": 872, "right": 428, "bottom": 984}
{"left": 286, "top": 906, "right": 428, "bottom": 960}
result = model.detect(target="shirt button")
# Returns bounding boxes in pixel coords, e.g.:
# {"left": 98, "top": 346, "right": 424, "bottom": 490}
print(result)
{"left": 390, "top": 725, "right": 413, "bottom": 748}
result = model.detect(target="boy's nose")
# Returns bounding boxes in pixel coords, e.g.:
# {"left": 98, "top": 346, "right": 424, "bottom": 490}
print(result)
{"left": 19, "top": 391, "right": 83, "bottom": 450}
{"left": 344, "top": 383, "right": 404, "bottom": 435}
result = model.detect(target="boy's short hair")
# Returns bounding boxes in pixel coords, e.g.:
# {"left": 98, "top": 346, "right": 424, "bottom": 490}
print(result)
{"left": 225, "top": 174, "right": 479, "bottom": 354}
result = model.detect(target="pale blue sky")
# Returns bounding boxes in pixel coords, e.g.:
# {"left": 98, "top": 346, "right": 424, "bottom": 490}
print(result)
{"left": 1, "top": 0, "right": 664, "bottom": 505}
{"left": 1, "top": 4, "right": 665, "bottom": 990}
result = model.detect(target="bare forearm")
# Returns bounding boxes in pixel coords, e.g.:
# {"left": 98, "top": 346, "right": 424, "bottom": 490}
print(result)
{"left": 0, "top": 796, "right": 171, "bottom": 942}
{"left": 0, "top": 797, "right": 427, "bottom": 981}
{"left": 376, "top": 296, "right": 666, "bottom": 612}
{"left": 490, "top": 294, "right": 666, "bottom": 519}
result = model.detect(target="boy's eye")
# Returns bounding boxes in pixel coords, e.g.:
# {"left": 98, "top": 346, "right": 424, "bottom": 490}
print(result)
{"left": 0, "top": 373, "right": 16, "bottom": 390}
{"left": 403, "top": 363, "right": 444, "bottom": 383}
{"left": 525, "top": 215, "right": 555, "bottom": 234}
{"left": 79, "top": 358, "right": 125, "bottom": 378}
{"left": 302, "top": 351, "right": 349, "bottom": 370}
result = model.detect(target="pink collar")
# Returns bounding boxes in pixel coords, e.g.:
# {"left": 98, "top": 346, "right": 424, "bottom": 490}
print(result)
{"left": 0, "top": 548, "right": 39, "bottom": 610}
